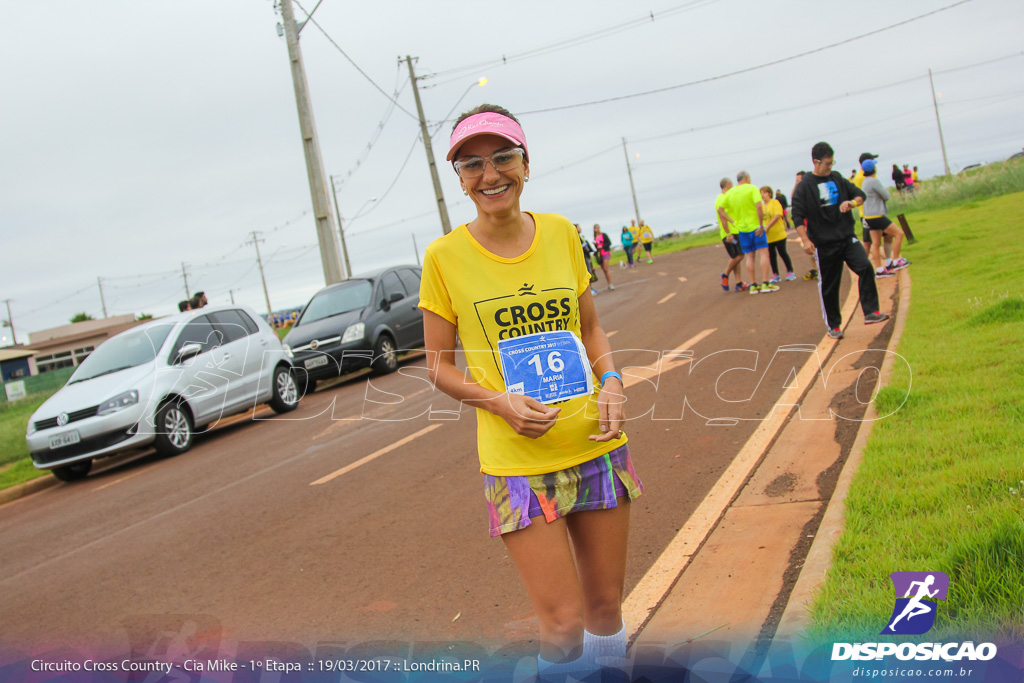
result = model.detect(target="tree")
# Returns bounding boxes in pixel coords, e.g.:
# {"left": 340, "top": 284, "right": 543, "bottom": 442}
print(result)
{"left": 69, "top": 312, "right": 94, "bottom": 323}
{"left": 136, "top": 313, "right": 153, "bottom": 321}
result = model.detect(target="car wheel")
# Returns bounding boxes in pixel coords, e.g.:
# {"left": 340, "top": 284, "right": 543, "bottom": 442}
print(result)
{"left": 269, "top": 365, "right": 300, "bottom": 413}
{"left": 51, "top": 459, "right": 92, "bottom": 482}
{"left": 153, "top": 401, "right": 193, "bottom": 457}
{"left": 371, "top": 334, "right": 399, "bottom": 375}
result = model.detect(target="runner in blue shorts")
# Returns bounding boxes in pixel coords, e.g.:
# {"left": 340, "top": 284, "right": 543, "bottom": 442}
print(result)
{"left": 723, "top": 171, "right": 777, "bottom": 294}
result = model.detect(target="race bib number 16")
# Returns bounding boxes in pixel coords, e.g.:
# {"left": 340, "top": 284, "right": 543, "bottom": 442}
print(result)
{"left": 497, "top": 331, "right": 594, "bottom": 404}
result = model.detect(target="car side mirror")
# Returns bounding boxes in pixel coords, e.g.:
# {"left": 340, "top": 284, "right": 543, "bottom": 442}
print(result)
{"left": 176, "top": 343, "right": 203, "bottom": 363}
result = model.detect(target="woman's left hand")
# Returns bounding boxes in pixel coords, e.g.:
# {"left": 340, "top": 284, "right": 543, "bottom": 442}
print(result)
{"left": 589, "top": 376, "right": 625, "bottom": 442}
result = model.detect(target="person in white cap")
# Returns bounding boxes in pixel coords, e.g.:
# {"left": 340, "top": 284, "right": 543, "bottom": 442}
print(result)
{"left": 418, "top": 104, "right": 642, "bottom": 680}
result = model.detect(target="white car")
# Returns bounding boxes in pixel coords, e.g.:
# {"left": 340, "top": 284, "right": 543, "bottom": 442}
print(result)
{"left": 26, "top": 305, "right": 300, "bottom": 482}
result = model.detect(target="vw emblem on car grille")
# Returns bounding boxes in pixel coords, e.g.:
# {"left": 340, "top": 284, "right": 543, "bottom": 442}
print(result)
{"left": 310, "top": 340, "right": 319, "bottom": 350}
{"left": 57, "top": 412, "right": 70, "bottom": 426}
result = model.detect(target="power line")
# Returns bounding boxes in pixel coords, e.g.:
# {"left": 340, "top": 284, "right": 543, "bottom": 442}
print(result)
{"left": 292, "top": 0, "right": 417, "bottom": 120}
{"left": 346, "top": 132, "right": 422, "bottom": 228}
{"left": 332, "top": 73, "right": 411, "bottom": 189}
{"left": 424, "top": 0, "right": 721, "bottom": 81}
{"left": 517, "top": 0, "right": 977, "bottom": 116}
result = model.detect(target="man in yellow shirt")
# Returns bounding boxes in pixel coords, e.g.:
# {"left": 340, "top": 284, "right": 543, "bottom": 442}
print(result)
{"left": 723, "top": 170, "right": 777, "bottom": 294}
{"left": 716, "top": 178, "right": 743, "bottom": 291}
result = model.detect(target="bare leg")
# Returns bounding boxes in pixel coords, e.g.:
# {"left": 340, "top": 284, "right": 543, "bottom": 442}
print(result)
{"left": 869, "top": 231, "right": 884, "bottom": 270}
{"left": 884, "top": 224, "right": 904, "bottom": 260}
{"left": 502, "top": 518, "right": 585, "bottom": 663}
{"left": 758, "top": 247, "right": 771, "bottom": 283}
{"left": 726, "top": 255, "right": 743, "bottom": 279}
{"left": 565, "top": 498, "right": 631, "bottom": 635}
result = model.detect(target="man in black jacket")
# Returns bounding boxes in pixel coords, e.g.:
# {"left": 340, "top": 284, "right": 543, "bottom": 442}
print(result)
{"left": 791, "top": 142, "right": 889, "bottom": 339}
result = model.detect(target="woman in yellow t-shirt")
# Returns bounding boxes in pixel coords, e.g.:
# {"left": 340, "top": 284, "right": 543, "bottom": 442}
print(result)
{"left": 761, "top": 186, "right": 795, "bottom": 282}
{"left": 419, "top": 105, "right": 642, "bottom": 679}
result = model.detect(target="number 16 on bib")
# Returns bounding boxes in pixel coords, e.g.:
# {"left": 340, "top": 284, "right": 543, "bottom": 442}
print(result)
{"left": 497, "top": 331, "right": 594, "bottom": 404}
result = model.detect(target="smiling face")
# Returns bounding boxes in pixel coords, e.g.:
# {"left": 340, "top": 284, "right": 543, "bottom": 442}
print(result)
{"left": 761, "top": 190, "right": 771, "bottom": 203}
{"left": 456, "top": 134, "right": 529, "bottom": 219}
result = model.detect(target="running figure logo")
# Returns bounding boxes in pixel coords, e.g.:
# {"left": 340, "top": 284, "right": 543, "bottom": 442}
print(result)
{"left": 881, "top": 571, "right": 949, "bottom": 635}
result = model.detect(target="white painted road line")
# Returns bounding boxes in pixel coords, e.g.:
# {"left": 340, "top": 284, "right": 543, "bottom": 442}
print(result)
{"left": 310, "top": 424, "right": 443, "bottom": 486}
{"left": 677, "top": 276, "right": 688, "bottom": 282}
{"left": 657, "top": 292, "right": 677, "bottom": 304}
{"left": 92, "top": 469, "right": 146, "bottom": 493}
{"left": 622, "top": 328, "right": 717, "bottom": 388}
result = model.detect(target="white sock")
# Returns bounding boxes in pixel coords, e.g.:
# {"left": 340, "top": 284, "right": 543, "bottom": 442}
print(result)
{"left": 537, "top": 653, "right": 590, "bottom": 683}
{"left": 583, "top": 622, "right": 628, "bottom": 672}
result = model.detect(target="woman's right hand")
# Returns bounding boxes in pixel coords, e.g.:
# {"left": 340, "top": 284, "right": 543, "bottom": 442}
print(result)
{"left": 492, "top": 393, "right": 561, "bottom": 439}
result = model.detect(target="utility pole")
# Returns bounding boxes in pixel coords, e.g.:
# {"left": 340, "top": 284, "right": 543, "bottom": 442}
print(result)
{"left": 928, "top": 68, "right": 951, "bottom": 176}
{"left": 247, "top": 231, "right": 274, "bottom": 317}
{"left": 330, "top": 175, "right": 352, "bottom": 278}
{"left": 411, "top": 233, "right": 420, "bottom": 267}
{"left": 622, "top": 138, "right": 642, "bottom": 226}
{"left": 278, "top": 0, "right": 345, "bottom": 284}
{"left": 181, "top": 262, "right": 191, "bottom": 299}
{"left": 97, "top": 277, "right": 108, "bottom": 318}
{"left": 229, "top": 289, "right": 238, "bottom": 305}
{"left": 402, "top": 55, "right": 453, "bottom": 235}
{"left": 2, "top": 299, "right": 16, "bottom": 346}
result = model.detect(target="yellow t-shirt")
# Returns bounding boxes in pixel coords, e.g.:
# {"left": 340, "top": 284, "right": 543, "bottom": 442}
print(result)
{"left": 418, "top": 212, "right": 627, "bottom": 476}
{"left": 628, "top": 226, "right": 639, "bottom": 245}
{"left": 723, "top": 183, "right": 762, "bottom": 232}
{"left": 715, "top": 192, "right": 734, "bottom": 239}
{"left": 764, "top": 199, "right": 787, "bottom": 243}
{"left": 639, "top": 225, "right": 654, "bottom": 243}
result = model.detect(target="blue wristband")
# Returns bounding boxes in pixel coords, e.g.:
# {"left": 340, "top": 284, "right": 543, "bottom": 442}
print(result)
{"left": 600, "top": 371, "right": 622, "bottom": 387}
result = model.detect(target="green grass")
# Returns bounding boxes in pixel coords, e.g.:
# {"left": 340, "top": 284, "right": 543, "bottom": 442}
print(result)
{"left": 889, "top": 157, "right": 1024, "bottom": 215}
{"left": 0, "top": 392, "right": 56, "bottom": 489}
{"left": 610, "top": 229, "right": 722, "bottom": 266}
{"left": 0, "top": 458, "right": 47, "bottom": 489}
{"left": 0, "top": 393, "right": 54, "bottom": 468}
{"left": 807, "top": 191, "right": 1024, "bottom": 641}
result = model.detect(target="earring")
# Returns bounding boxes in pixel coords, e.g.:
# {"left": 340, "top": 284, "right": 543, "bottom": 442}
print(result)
{"left": 463, "top": 191, "right": 468, "bottom": 196}
{"left": 525, "top": 176, "right": 530, "bottom": 183}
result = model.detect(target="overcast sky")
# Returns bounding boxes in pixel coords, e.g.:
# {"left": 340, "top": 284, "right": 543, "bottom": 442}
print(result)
{"left": 3, "top": 0, "right": 1022, "bottom": 343}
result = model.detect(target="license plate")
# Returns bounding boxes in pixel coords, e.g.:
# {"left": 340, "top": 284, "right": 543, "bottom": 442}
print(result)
{"left": 304, "top": 356, "right": 329, "bottom": 370}
{"left": 49, "top": 430, "right": 81, "bottom": 449}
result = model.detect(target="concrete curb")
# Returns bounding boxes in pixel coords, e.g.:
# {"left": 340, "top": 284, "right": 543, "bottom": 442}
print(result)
{"left": 624, "top": 281, "right": 862, "bottom": 641}
{"left": 773, "top": 268, "right": 913, "bottom": 639}
{"left": 0, "top": 473, "right": 58, "bottom": 507}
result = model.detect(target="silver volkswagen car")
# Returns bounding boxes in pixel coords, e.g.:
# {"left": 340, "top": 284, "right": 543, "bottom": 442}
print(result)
{"left": 26, "top": 305, "right": 300, "bottom": 482}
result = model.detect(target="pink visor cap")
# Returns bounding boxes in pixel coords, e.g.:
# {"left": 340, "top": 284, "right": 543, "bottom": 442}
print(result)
{"left": 446, "top": 112, "right": 529, "bottom": 162}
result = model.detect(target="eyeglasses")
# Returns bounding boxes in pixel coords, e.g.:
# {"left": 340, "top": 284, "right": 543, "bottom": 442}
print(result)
{"left": 814, "top": 159, "right": 836, "bottom": 168}
{"left": 453, "top": 148, "right": 525, "bottom": 178}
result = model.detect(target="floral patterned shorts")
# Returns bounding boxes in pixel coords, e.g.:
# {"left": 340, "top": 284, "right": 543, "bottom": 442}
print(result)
{"left": 483, "top": 445, "right": 643, "bottom": 537}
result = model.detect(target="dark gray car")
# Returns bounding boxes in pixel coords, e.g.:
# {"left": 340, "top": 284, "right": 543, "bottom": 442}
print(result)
{"left": 283, "top": 266, "right": 424, "bottom": 392}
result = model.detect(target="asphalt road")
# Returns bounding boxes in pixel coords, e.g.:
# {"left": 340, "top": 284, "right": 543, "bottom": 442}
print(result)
{"left": 0, "top": 239, "right": 841, "bottom": 661}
